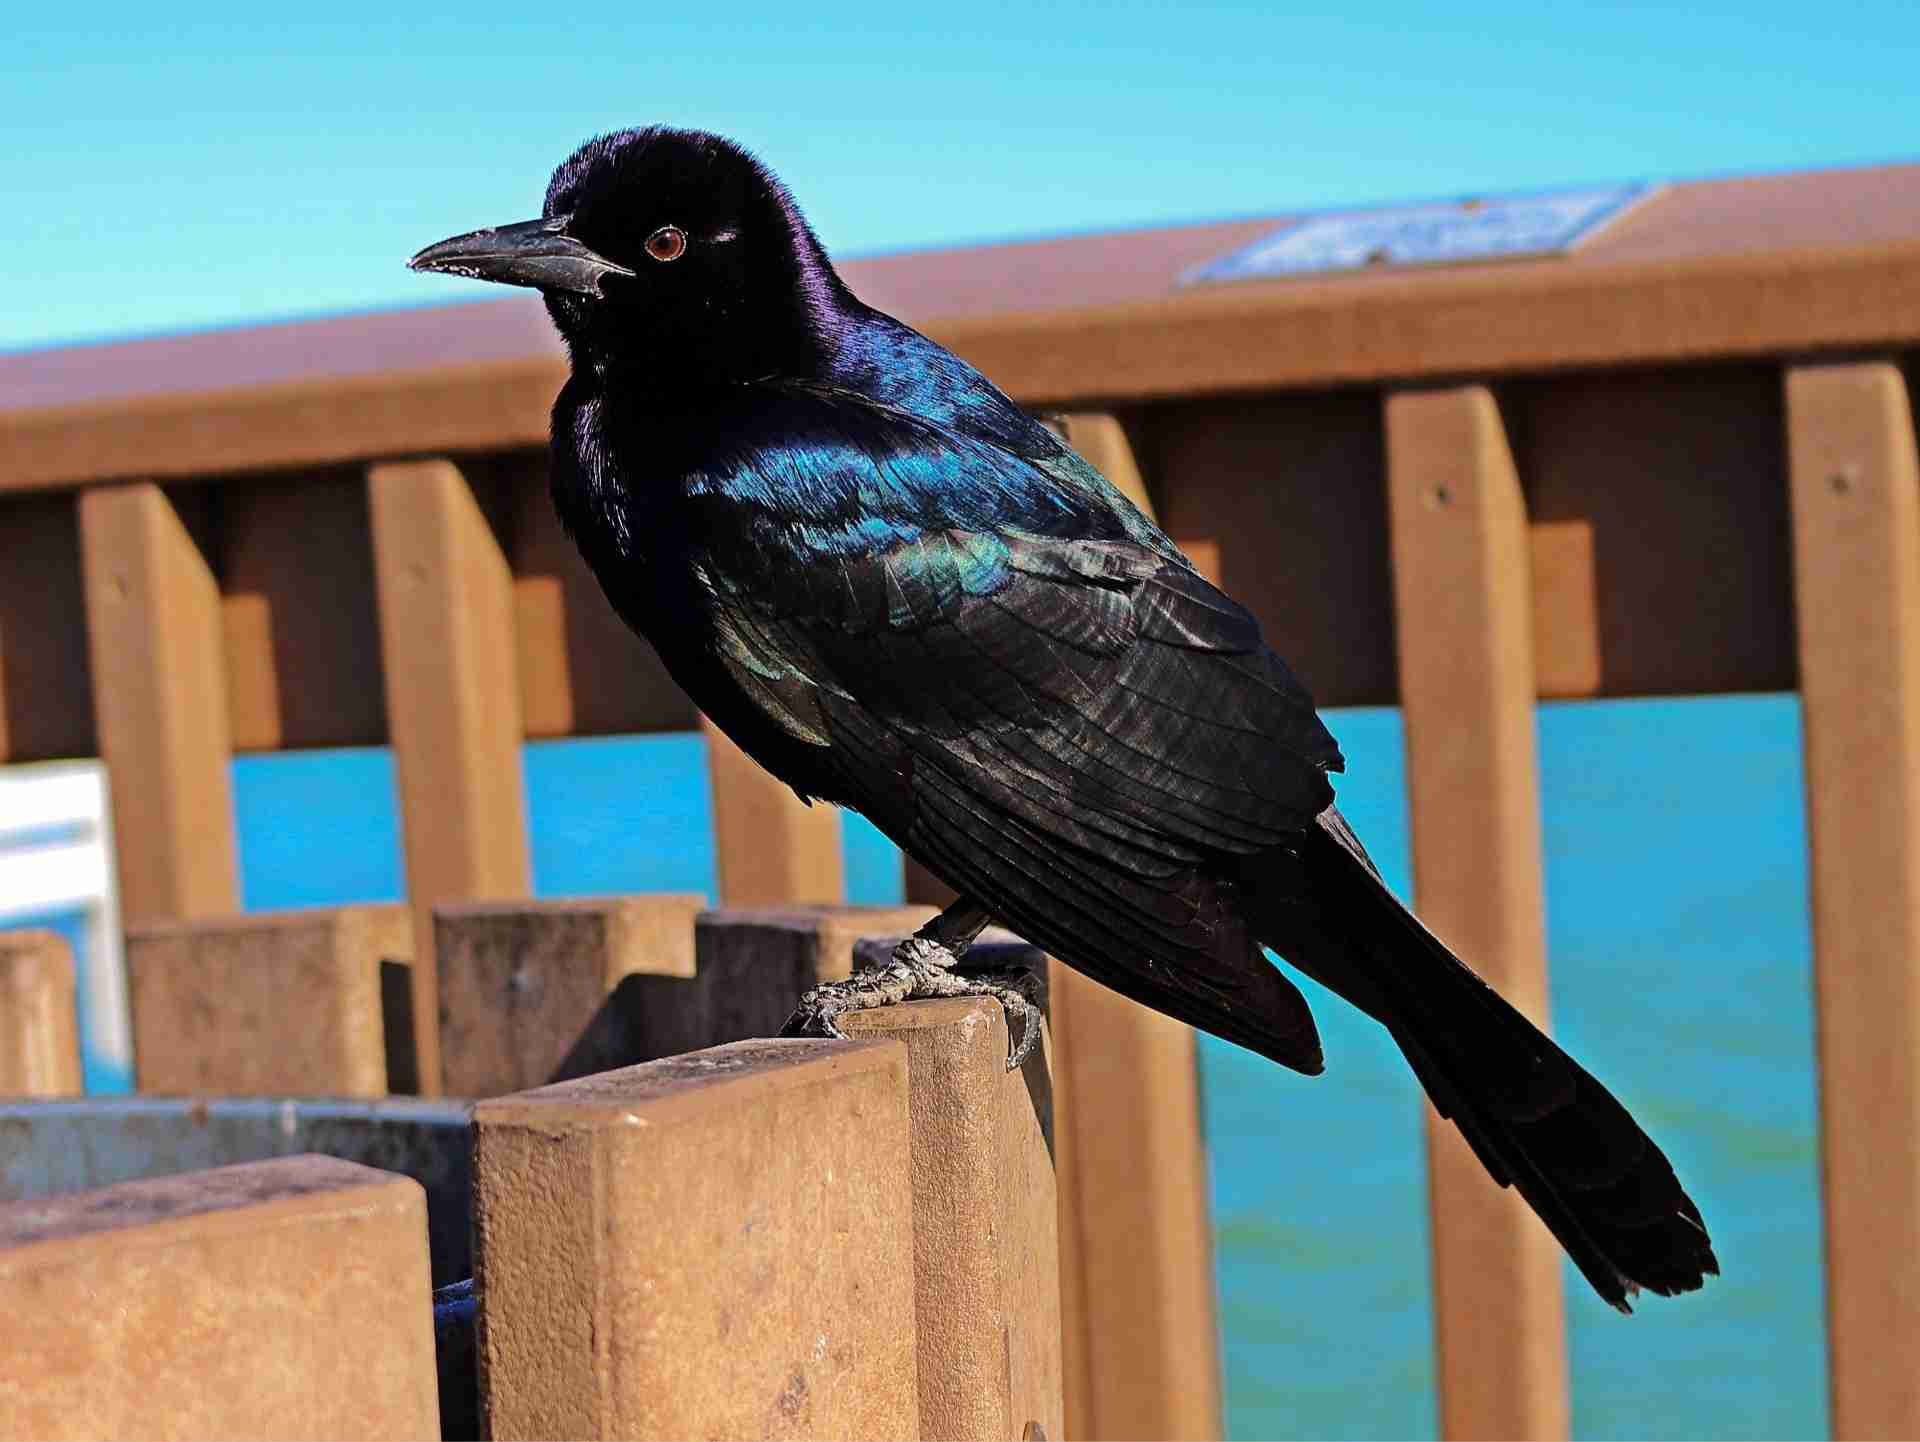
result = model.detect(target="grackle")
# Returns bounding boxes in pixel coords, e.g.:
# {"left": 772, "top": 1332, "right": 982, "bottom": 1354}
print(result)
{"left": 410, "top": 126, "right": 1717, "bottom": 1311}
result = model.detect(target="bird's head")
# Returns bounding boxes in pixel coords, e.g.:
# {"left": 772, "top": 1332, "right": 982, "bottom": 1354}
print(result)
{"left": 409, "top": 127, "right": 849, "bottom": 384}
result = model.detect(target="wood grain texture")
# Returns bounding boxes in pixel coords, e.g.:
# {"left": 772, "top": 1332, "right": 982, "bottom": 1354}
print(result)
{"left": 0, "top": 1155, "right": 439, "bottom": 1440}
{"left": 77, "top": 482, "right": 239, "bottom": 925}
{"left": 844, "top": 995, "right": 1062, "bottom": 1442}
{"left": 1512, "top": 365, "right": 1792, "bottom": 698}
{"left": 220, "top": 472, "right": 388, "bottom": 751}
{"left": 472, "top": 1040, "right": 919, "bottom": 1440}
{"left": 0, "top": 931, "right": 82, "bottom": 1097}
{"left": 1786, "top": 360, "right": 1920, "bottom": 1441}
{"left": 4, "top": 357, "right": 561, "bottom": 493}
{"left": 1384, "top": 386, "right": 1569, "bottom": 1442}
{"left": 940, "top": 240, "right": 1920, "bottom": 408}
{"left": 9, "top": 242, "right": 1920, "bottom": 494}
{"left": 1150, "top": 391, "right": 1396, "bottom": 707}
{"left": 504, "top": 453, "right": 697, "bottom": 739}
{"left": 702, "top": 718, "right": 843, "bottom": 907}
{"left": 664, "top": 906, "right": 938, "bottom": 1059}
{"left": 1049, "top": 959, "right": 1221, "bottom": 1441}
{"left": 434, "top": 895, "right": 703, "bottom": 1098}
{"left": 0, "top": 496, "right": 94, "bottom": 763}
{"left": 1035, "top": 417, "right": 1222, "bottom": 1441}
{"left": 368, "top": 458, "right": 533, "bottom": 1094}
{"left": 126, "top": 906, "right": 409, "bottom": 1098}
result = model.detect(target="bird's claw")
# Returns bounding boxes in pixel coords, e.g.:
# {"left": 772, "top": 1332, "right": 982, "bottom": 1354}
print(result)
{"left": 950, "top": 963, "right": 1045, "bottom": 1071}
{"left": 780, "top": 936, "right": 1044, "bottom": 1071}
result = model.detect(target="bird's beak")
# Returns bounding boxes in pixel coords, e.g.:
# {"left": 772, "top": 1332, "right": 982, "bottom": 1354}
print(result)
{"left": 407, "top": 216, "right": 635, "bottom": 297}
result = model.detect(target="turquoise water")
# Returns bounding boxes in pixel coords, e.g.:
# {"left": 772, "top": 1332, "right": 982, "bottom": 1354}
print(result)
{"left": 227, "top": 732, "right": 907, "bottom": 911}
{"left": 5, "top": 696, "right": 1827, "bottom": 1438}
{"left": 1203, "top": 698, "right": 1825, "bottom": 1440}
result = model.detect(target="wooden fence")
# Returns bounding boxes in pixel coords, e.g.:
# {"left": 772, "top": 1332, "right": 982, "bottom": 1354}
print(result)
{"left": 3, "top": 157, "right": 1920, "bottom": 1438}
{"left": 0, "top": 924, "right": 1065, "bottom": 1441}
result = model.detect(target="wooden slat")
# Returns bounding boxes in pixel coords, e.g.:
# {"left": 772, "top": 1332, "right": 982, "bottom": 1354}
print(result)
{"left": 368, "top": 458, "right": 532, "bottom": 1094}
{"left": 1514, "top": 365, "right": 1793, "bottom": 699}
{"left": 1056, "top": 411, "right": 1153, "bottom": 511}
{"left": 0, "top": 496, "right": 94, "bottom": 763}
{"left": 6, "top": 358, "right": 561, "bottom": 494}
{"left": 702, "top": 719, "right": 842, "bottom": 906}
{"left": 503, "top": 452, "right": 698, "bottom": 739}
{"left": 942, "top": 240, "right": 1920, "bottom": 407}
{"left": 1384, "top": 385, "right": 1569, "bottom": 1441}
{"left": 659, "top": 907, "right": 937, "bottom": 1060}
{"left": 0, "top": 1155, "right": 439, "bottom": 1440}
{"left": 1036, "top": 413, "right": 1222, "bottom": 1441}
{"left": 472, "top": 1039, "right": 919, "bottom": 1439}
{"left": 1050, "top": 960, "right": 1222, "bottom": 1441}
{"left": 436, "top": 892, "right": 933, "bottom": 1102}
{"left": 434, "top": 895, "right": 702, "bottom": 1097}
{"left": 844, "top": 994, "right": 1062, "bottom": 1441}
{"left": 1151, "top": 391, "right": 1396, "bottom": 708}
{"left": 1174, "top": 537, "right": 1221, "bottom": 588}
{"left": 126, "top": 905, "right": 409, "bottom": 1097}
{"left": 10, "top": 241, "right": 1920, "bottom": 492}
{"left": 77, "top": 482, "right": 238, "bottom": 924}
{"left": 220, "top": 472, "right": 387, "bottom": 751}
{"left": 0, "top": 931, "right": 82, "bottom": 1097}
{"left": 1785, "top": 360, "right": 1920, "bottom": 1441}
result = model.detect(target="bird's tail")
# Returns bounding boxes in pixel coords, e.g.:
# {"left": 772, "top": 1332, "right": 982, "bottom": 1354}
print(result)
{"left": 1244, "top": 808, "right": 1718, "bottom": 1311}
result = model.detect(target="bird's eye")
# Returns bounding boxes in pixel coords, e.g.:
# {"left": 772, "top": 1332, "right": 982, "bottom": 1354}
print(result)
{"left": 644, "top": 225, "right": 688, "bottom": 263}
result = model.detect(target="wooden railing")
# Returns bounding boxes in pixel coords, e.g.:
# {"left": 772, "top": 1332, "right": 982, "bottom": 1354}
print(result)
{"left": 0, "top": 919, "right": 1067, "bottom": 1440}
{"left": 4, "top": 176, "right": 1920, "bottom": 1437}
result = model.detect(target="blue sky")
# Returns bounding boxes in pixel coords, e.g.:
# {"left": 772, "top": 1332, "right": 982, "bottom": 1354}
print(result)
{"left": 8, "top": 0, "right": 1917, "bottom": 350}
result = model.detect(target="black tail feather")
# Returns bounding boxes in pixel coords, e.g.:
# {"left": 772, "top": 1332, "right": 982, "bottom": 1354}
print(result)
{"left": 1246, "top": 808, "right": 1719, "bottom": 1312}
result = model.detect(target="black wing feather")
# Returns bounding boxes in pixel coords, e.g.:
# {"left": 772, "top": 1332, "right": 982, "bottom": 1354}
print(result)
{"left": 675, "top": 383, "right": 1338, "bottom": 1070}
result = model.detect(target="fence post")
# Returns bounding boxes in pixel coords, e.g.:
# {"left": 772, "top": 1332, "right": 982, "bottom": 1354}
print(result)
{"left": 703, "top": 720, "right": 844, "bottom": 905}
{"left": 1048, "top": 960, "right": 1221, "bottom": 1440}
{"left": 0, "top": 931, "right": 82, "bottom": 1096}
{"left": 1047, "top": 411, "right": 1224, "bottom": 1441}
{"left": 124, "top": 904, "right": 411, "bottom": 1097}
{"left": 471, "top": 1038, "right": 920, "bottom": 1439}
{"left": 0, "top": 1154, "right": 439, "bottom": 1440}
{"left": 435, "top": 895, "right": 704, "bottom": 1097}
{"left": 77, "top": 482, "right": 239, "bottom": 925}
{"left": 1056, "top": 412, "right": 1153, "bottom": 512}
{"left": 1384, "top": 385, "right": 1569, "bottom": 1441}
{"left": 1786, "top": 360, "right": 1920, "bottom": 1441}
{"left": 368, "top": 458, "right": 533, "bottom": 1094}
{"left": 844, "top": 984, "right": 1063, "bottom": 1440}
{"left": 666, "top": 906, "right": 936, "bottom": 1050}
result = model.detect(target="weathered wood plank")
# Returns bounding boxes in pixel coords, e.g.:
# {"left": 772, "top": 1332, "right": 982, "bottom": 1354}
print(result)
{"left": 844, "top": 994, "right": 1063, "bottom": 1442}
{"left": 1385, "top": 385, "right": 1568, "bottom": 1441}
{"left": 368, "top": 458, "right": 532, "bottom": 1093}
{"left": 10, "top": 242, "right": 1920, "bottom": 491}
{"left": 702, "top": 719, "right": 843, "bottom": 906}
{"left": 435, "top": 895, "right": 703, "bottom": 1097}
{"left": 77, "top": 482, "right": 238, "bottom": 924}
{"left": 0, "top": 931, "right": 82, "bottom": 1097}
{"left": 0, "top": 1155, "right": 439, "bottom": 1440}
{"left": 1786, "top": 360, "right": 1920, "bottom": 1441}
{"left": 472, "top": 1039, "right": 919, "bottom": 1439}
{"left": 126, "top": 905, "right": 409, "bottom": 1097}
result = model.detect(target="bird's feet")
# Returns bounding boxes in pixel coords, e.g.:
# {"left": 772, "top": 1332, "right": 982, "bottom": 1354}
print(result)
{"left": 780, "top": 935, "right": 1045, "bottom": 1071}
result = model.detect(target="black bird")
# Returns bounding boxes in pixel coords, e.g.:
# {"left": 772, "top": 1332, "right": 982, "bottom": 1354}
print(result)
{"left": 410, "top": 126, "right": 1717, "bottom": 1312}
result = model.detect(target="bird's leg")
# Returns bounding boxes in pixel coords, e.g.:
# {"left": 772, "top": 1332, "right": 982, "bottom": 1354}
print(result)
{"left": 780, "top": 898, "right": 1044, "bottom": 1070}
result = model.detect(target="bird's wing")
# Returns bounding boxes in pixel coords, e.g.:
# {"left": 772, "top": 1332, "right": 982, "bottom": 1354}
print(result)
{"left": 685, "top": 381, "right": 1339, "bottom": 1064}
